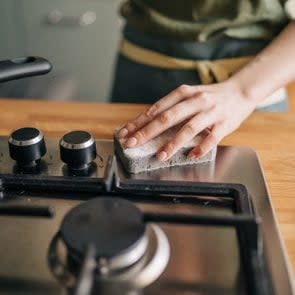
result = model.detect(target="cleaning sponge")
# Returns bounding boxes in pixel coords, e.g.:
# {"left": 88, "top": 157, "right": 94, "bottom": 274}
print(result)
{"left": 114, "top": 127, "right": 216, "bottom": 174}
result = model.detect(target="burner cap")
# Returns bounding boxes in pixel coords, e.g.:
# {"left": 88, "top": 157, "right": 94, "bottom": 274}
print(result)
{"left": 60, "top": 198, "right": 146, "bottom": 267}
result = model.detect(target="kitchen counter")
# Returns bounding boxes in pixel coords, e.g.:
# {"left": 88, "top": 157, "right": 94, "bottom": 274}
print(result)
{"left": 0, "top": 97, "right": 295, "bottom": 277}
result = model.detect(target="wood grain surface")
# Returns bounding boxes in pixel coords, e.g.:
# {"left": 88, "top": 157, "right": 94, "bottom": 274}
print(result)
{"left": 0, "top": 96, "right": 295, "bottom": 276}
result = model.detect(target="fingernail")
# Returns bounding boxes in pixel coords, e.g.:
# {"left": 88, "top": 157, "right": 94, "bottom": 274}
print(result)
{"left": 126, "top": 137, "right": 137, "bottom": 147}
{"left": 120, "top": 138, "right": 127, "bottom": 145}
{"left": 118, "top": 128, "right": 128, "bottom": 138}
{"left": 188, "top": 151, "right": 198, "bottom": 159}
{"left": 188, "top": 146, "right": 201, "bottom": 159}
{"left": 157, "top": 151, "right": 167, "bottom": 161}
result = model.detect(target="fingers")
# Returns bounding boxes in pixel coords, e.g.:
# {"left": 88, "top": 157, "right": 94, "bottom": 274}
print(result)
{"left": 156, "top": 111, "right": 216, "bottom": 161}
{"left": 124, "top": 93, "right": 213, "bottom": 148}
{"left": 188, "top": 124, "right": 225, "bottom": 159}
{"left": 117, "top": 84, "right": 205, "bottom": 138}
{"left": 147, "top": 84, "right": 206, "bottom": 117}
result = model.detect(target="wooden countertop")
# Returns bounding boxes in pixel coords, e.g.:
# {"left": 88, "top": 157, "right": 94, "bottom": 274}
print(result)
{"left": 0, "top": 97, "right": 295, "bottom": 276}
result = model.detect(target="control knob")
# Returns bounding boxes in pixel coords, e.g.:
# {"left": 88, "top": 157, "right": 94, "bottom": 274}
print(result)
{"left": 8, "top": 127, "right": 46, "bottom": 167}
{"left": 60, "top": 130, "right": 96, "bottom": 170}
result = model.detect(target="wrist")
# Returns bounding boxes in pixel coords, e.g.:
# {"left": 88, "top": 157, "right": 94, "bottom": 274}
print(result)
{"left": 223, "top": 77, "right": 259, "bottom": 104}
{"left": 226, "top": 74, "right": 267, "bottom": 106}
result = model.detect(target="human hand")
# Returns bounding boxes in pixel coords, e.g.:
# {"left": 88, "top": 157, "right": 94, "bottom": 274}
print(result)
{"left": 116, "top": 80, "right": 257, "bottom": 161}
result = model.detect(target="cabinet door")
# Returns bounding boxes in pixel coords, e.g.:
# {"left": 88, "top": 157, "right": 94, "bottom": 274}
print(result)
{"left": 0, "top": 1, "right": 19, "bottom": 59}
{"left": 21, "top": 0, "right": 122, "bottom": 101}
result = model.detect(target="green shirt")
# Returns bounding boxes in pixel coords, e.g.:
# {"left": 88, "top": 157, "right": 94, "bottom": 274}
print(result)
{"left": 120, "top": 0, "right": 294, "bottom": 41}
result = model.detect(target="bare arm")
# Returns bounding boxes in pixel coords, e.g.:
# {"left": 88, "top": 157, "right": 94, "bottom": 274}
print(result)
{"left": 231, "top": 20, "right": 295, "bottom": 103}
{"left": 117, "top": 21, "right": 295, "bottom": 161}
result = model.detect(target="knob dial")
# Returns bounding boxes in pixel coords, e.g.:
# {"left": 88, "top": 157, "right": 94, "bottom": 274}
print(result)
{"left": 60, "top": 130, "right": 96, "bottom": 170}
{"left": 8, "top": 127, "right": 46, "bottom": 167}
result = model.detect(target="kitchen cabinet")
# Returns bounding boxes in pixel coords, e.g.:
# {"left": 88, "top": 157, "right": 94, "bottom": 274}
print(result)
{"left": 0, "top": 0, "right": 122, "bottom": 102}
{"left": 0, "top": 1, "right": 19, "bottom": 58}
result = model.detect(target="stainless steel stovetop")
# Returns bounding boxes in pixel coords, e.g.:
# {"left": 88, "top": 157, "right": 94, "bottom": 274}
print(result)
{"left": 0, "top": 131, "right": 294, "bottom": 295}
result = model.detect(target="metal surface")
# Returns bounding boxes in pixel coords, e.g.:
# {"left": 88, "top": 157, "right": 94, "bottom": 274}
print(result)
{"left": 115, "top": 143, "right": 295, "bottom": 295}
{"left": 0, "top": 137, "right": 107, "bottom": 192}
{"left": 0, "top": 137, "right": 293, "bottom": 294}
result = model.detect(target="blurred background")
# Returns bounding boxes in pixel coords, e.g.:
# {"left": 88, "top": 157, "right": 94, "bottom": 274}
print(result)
{"left": 0, "top": 0, "right": 122, "bottom": 102}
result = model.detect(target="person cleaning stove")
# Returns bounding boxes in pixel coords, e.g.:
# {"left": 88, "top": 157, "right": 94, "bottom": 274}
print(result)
{"left": 113, "top": 0, "right": 295, "bottom": 162}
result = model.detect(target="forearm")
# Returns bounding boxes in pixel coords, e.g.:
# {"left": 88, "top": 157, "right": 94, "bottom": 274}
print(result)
{"left": 229, "top": 20, "right": 295, "bottom": 103}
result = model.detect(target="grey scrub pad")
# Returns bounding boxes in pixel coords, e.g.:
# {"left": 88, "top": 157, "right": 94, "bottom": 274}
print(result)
{"left": 114, "top": 127, "right": 217, "bottom": 174}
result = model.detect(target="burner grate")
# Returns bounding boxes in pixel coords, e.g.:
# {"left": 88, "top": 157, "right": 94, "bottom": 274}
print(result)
{"left": 0, "top": 154, "right": 275, "bottom": 295}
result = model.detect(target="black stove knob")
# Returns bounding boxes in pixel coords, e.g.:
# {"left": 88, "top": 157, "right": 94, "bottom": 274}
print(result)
{"left": 8, "top": 127, "right": 46, "bottom": 167}
{"left": 60, "top": 130, "right": 96, "bottom": 170}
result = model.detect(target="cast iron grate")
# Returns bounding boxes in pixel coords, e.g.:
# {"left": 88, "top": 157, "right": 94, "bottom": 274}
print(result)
{"left": 0, "top": 155, "right": 274, "bottom": 295}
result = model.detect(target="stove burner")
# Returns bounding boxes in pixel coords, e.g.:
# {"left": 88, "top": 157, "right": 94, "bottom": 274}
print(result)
{"left": 8, "top": 127, "right": 46, "bottom": 167}
{"left": 60, "top": 197, "right": 147, "bottom": 273}
{"left": 60, "top": 130, "right": 97, "bottom": 170}
{"left": 49, "top": 198, "right": 170, "bottom": 293}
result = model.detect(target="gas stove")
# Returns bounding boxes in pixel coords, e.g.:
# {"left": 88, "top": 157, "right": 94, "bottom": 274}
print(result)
{"left": 0, "top": 127, "right": 293, "bottom": 295}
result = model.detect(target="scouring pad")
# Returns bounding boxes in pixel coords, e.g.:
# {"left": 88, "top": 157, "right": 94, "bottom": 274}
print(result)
{"left": 114, "top": 127, "right": 216, "bottom": 174}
